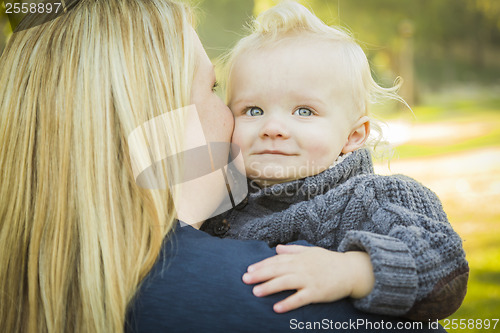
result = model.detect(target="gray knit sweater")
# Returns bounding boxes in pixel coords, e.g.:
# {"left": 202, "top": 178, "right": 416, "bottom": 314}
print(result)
{"left": 202, "top": 148, "right": 468, "bottom": 320}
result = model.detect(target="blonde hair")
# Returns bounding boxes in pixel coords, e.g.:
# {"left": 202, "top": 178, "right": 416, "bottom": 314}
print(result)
{"left": 0, "top": 0, "right": 194, "bottom": 331}
{"left": 223, "top": 0, "right": 408, "bottom": 151}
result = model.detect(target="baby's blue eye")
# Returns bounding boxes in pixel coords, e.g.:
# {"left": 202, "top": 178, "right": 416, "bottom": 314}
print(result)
{"left": 246, "top": 107, "right": 264, "bottom": 116}
{"left": 294, "top": 108, "right": 313, "bottom": 116}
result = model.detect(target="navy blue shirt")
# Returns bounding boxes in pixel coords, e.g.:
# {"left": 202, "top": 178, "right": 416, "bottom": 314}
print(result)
{"left": 127, "top": 223, "right": 446, "bottom": 332}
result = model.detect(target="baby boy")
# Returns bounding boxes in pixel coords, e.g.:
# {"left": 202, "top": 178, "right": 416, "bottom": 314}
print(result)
{"left": 202, "top": 1, "right": 468, "bottom": 321}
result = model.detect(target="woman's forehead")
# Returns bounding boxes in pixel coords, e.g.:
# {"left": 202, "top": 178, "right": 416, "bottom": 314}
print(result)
{"left": 192, "top": 30, "right": 213, "bottom": 74}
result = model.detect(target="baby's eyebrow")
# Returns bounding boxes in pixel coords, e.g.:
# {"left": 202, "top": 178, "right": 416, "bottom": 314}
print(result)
{"left": 227, "top": 97, "right": 251, "bottom": 108}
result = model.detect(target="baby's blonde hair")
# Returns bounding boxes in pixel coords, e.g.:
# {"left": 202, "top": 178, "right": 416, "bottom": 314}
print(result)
{"left": 223, "top": 0, "right": 408, "bottom": 151}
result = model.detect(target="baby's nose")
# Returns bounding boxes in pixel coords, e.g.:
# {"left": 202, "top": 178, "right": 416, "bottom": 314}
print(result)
{"left": 258, "top": 119, "right": 290, "bottom": 139}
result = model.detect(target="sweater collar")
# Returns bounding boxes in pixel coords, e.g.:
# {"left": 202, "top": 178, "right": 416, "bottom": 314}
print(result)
{"left": 247, "top": 148, "right": 374, "bottom": 204}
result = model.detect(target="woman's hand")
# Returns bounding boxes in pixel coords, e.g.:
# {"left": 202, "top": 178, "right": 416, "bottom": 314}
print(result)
{"left": 242, "top": 244, "right": 375, "bottom": 313}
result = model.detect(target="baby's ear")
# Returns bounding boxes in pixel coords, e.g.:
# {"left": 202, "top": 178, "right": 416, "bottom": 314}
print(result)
{"left": 342, "top": 116, "right": 370, "bottom": 154}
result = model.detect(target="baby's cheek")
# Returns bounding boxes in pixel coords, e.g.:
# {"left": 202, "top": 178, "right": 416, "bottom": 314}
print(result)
{"left": 228, "top": 127, "right": 249, "bottom": 176}
{"left": 306, "top": 141, "right": 340, "bottom": 167}
{"left": 230, "top": 124, "right": 248, "bottom": 151}
{"left": 230, "top": 131, "right": 242, "bottom": 153}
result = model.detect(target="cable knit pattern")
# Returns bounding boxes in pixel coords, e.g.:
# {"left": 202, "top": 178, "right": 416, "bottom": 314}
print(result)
{"left": 201, "top": 148, "right": 469, "bottom": 320}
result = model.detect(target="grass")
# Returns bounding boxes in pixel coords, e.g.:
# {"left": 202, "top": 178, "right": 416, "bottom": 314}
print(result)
{"left": 394, "top": 127, "right": 500, "bottom": 159}
{"left": 377, "top": 87, "right": 500, "bottom": 332}
{"left": 441, "top": 200, "right": 500, "bottom": 332}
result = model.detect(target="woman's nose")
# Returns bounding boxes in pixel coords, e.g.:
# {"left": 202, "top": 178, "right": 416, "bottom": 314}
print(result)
{"left": 258, "top": 118, "right": 290, "bottom": 139}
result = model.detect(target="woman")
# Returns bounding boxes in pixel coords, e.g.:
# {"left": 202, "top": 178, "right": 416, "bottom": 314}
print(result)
{"left": 0, "top": 0, "right": 446, "bottom": 331}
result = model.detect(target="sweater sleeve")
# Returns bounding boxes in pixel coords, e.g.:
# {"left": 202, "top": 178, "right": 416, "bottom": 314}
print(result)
{"left": 337, "top": 175, "right": 468, "bottom": 321}
{"left": 221, "top": 175, "right": 468, "bottom": 321}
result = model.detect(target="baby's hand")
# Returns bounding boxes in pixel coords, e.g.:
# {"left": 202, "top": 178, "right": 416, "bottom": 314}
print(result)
{"left": 242, "top": 244, "right": 375, "bottom": 313}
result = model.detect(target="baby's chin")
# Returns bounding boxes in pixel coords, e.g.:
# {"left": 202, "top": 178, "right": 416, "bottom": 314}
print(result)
{"left": 248, "top": 177, "right": 290, "bottom": 188}
{"left": 246, "top": 166, "right": 329, "bottom": 188}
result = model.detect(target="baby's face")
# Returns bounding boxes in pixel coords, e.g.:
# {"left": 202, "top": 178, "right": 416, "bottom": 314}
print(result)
{"left": 228, "top": 38, "right": 358, "bottom": 186}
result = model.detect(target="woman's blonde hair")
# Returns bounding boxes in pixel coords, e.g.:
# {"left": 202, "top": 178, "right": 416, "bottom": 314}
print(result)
{"left": 0, "top": 0, "right": 194, "bottom": 331}
{"left": 223, "top": 0, "right": 408, "bottom": 151}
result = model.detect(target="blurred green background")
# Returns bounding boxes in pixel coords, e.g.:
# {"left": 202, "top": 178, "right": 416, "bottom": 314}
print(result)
{"left": 1, "top": 0, "right": 499, "bottom": 331}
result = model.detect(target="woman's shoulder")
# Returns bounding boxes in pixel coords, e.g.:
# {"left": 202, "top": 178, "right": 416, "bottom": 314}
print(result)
{"left": 126, "top": 223, "right": 295, "bottom": 332}
{"left": 126, "top": 224, "right": 448, "bottom": 333}
{"left": 144, "top": 223, "right": 280, "bottom": 287}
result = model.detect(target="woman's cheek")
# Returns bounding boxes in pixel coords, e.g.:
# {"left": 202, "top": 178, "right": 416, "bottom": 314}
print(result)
{"left": 221, "top": 113, "right": 235, "bottom": 143}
